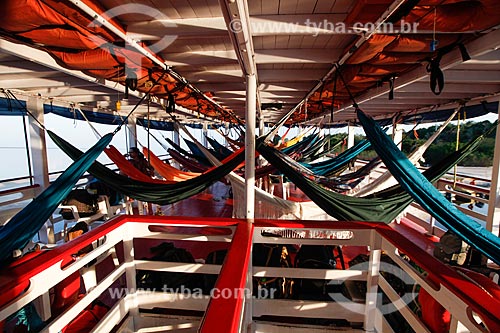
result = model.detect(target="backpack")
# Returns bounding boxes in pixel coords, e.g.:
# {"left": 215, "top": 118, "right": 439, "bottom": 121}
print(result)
{"left": 433, "top": 231, "right": 469, "bottom": 266}
{"left": 136, "top": 242, "right": 200, "bottom": 291}
{"left": 294, "top": 245, "right": 337, "bottom": 300}
{"left": 60, "top": 189, "right": 98, "bottom": 220}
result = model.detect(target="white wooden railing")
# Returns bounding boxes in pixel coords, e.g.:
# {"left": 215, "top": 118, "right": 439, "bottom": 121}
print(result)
{"left": 0, "top": 216, "right": 498, "bottom": 333}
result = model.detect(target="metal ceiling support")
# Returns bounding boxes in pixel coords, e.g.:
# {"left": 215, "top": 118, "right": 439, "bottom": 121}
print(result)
{"left": 220, "top": 0, "right": 256, "bottom": 76}
{"left": 290, "top": 0, "right": 409, "bottom": 123}
{"left": 219, "top": 0, "right": 262, "bottom": 111}
{"left": 66, "top": 0, "right": 228, "bottom": 119}
{"left": 338, "top": 27, "right": 500, "bottom": 118}
{"left": 486, "top": 99, "right": 500, "bottom": 236}
{"left": 221, "top": 0, "right": 261, "bottom": 219}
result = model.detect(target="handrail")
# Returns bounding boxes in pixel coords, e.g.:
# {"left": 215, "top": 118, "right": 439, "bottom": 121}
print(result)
{"left": 0, "top": 184, "right": 39, "bottom": 197}
{"left": 376, "top": 225, "right": 500, "bottom": 332}
{"left": 199, "top": 222, "right": 253, "bottom": 333}
{"left": 1, "top": 217, "right": 499, "bottom": 333}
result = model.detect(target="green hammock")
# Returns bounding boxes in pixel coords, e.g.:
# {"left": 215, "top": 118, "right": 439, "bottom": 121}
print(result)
{"left": 357, "top": 109, "right": 500, "bottom": 265}
{"left": 0, "top": 133, "right": 113, "bottom": 265}
{"left": 48, "top": 130, "right": 245, "bottom": 205}
{"left": 256, "top": 122, "right": 491, "bottom": 223}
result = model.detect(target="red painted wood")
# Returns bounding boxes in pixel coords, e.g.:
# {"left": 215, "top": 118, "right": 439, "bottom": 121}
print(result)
{"left": 0, "top": 216, "right": 239, "bottom": 307}
{"left": 199, "top": 222, "right": 253, "bottom": 333}
{"left": 376, "top": 226, "right": 500, "bottom": 332}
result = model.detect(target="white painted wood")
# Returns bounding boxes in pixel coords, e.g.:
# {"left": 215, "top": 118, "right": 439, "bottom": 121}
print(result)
{"left": 134, "top": 314, "right": 200, "bottom": 333}
{"left": 135, "top": 291, "right": 210, "bottom": 311}
{"left": 486, "top": 100, "right": 500, "bottom": 236}
{"left": 134, "top": 261, "right": 222, "bottom": 274}
{"left": 364, "top": 231, "right": 382, "bottom": 332}
{"left": 27, "top": 96, "right": 49, "bottom": 191}
{"left": 252, "top": 299, "right": 364, "bottom": 322}
{"left": 253, "top": 321, "right": 365, "bottom": 333}
{"left": 393, "top": 122, "right": 403, "bottom": 150}
{"left": 253, "top": 266, "right": 366, "bottom": 281}
{"left": 245, "top": 74, "right": 257, "bottom": 219}
{"left": 347, "top": 123, "right": 355, "bottom": 149}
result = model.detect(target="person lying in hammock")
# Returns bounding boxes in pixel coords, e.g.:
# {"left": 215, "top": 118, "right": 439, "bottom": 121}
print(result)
{"left": 126, "top": 147, "right": 154, "bottom": 177}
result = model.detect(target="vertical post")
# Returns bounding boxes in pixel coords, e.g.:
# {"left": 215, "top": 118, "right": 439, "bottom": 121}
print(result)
{"left": 245, "top": 74, "right": 256, "bottom": 220}
{"left": 393, "top": 122, "right": 403, "bottom": 150}
{"left": 365, "top": 230, "right": 382, "bottom": 332}
{"left": 123, "top": 223, "right": 138, "bottom": 329}
{"left": 225, "top": 122, "right": 230, "bottom": 148}
{"left": 347, "top": 122, "right": 355, "bottom": 149}
{"left": 486, "top": 101, "right": 500, "bottom": 236}
{"left": 27, "top": 96, "right": 49, "bottom": 191}
{"left": 28, "top": 96, "right": 53, "bottom": 244}
{"left": 127, "top": 115, "right": 137, "bottom": 149}
{"left": 172, "top": 122, "right": 181, "bottom": 169}
{"left": 173, "top": 121, "right": 180, "bottom": 146}
{"left": 202, "top": 122, "right": 208, "bottom": 148}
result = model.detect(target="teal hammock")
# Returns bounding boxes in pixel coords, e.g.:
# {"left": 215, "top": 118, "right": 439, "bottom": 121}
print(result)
{"left": 300, "top": 140, "right": 371, "bottom": 176}
{"left": 48, "top": 131, "right": 245, "bottom": 205}
{"left": 256, "top": 122, "right": 492, "bottom": 224}
{"left": 356, "top": 109, "right": 500, "bottom": 266}
{"left": 0, "top": 133, "right": 113, "bottom": 265}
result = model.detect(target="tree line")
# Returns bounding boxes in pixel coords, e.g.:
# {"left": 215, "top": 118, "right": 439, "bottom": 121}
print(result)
{"left": 333, "top": 120, "right": 497, "bottom": 167}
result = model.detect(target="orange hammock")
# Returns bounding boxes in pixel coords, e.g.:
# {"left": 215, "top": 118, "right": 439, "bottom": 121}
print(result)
{"left": 142, "top": 147, "right": 200, "bottom": 181}
{"left": 104, "top": 146, "right": 173, "bottom": 184}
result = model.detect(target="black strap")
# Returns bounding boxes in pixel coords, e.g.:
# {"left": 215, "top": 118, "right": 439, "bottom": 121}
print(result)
{"left": 427, "top": 56, "right": 444, "bottom": 95}
{"left": 388, "top": 76, "right": 395, "bottom": 100}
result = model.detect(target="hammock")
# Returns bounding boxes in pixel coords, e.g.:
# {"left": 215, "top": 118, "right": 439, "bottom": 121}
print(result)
{"left": 206, "top": 136, "right": 234, "bottom": 157}
{"left": 173, "top": 120, "right": 334, "bottom": 220}
{"left": 357, "top": 109, "right": 500, "bottom": 266}
{"left": 49, "top": 131, "right": 245, "bottom": 205}
{"left": 104, "top": 146, "right": 170, "bottom": 183}
{"left": 299, "top": 134, "right": 334, "bottom": 162}
{"left": 256, "top": 123, "right": 491, "bottom": 223}
{"left": 305, "top": 135, "right": 345, "bottom": 162}
{"left": 142, "top": 147, "right": 200, "bottom": 181}
{"left": 300, "top": 139, "right": 371, "bottom": 177}
{"left": 168, "top": 148, "right": 210, "bottom": 173}
{"left": 354, "top": 107, "right": 458, "bottom": 196}
{"left": 165, "top": 137, "right": 211, "bottom": 166}
{"left": 281, "top": 133, "right": 317, "bottom": 155}
{"left": 168, "top": 140, "right": 276, "bottom": 180}
{"left": 213, "top": 127, "right": 244, "bottom": 150}
{"left": 0, "top": 133, "right": 113, "bottom": 265}
{"left": 185, "top": 139, "right": 222, "bottom": 163}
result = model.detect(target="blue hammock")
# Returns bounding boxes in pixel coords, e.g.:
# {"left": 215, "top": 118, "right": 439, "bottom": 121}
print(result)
{"left": 357, "top": 109, "right": 500, "bottom": 265}
{"left": 0, "top": 133, "right": 113, "bottom": 265}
